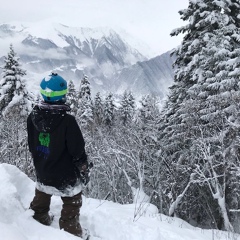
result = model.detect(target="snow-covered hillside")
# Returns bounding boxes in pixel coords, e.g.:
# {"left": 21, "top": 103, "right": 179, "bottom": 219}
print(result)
{"left": 0, "top": 163, "right": 238, "bottom": 240}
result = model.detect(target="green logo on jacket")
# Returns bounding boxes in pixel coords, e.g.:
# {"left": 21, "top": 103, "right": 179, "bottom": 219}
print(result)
{"left": 39, "top": 133, "right": 50, "bottom": 147}
{"left": 37, "top": 133, "right": 51, "bottom": 159}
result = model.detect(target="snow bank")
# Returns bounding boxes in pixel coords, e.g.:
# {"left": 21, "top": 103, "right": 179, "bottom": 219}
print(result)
{"left": 0, "top": 164, "right": 34, "bottom": 223}
{"left": 0, "top": 163, "right": 239, "bottom": 240}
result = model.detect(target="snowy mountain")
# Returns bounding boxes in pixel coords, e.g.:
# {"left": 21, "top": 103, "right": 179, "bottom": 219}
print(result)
{"left": 113, "top": 51, "right": 175, "bottom": 98}
{"left": 0, "top": 163, "right": 236, "bottom": 240}
{"left": 0, "top": 21, "right": 175, "bottom": 97}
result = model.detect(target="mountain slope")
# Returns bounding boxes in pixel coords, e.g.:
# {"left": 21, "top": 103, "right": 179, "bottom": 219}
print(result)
{"left": 114, "top": 51, "right": 175, "bottom": 98}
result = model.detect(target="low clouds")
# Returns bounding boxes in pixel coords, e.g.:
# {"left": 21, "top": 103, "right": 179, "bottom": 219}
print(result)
{"left": 0, "top": 0, "right": 189, "bottom": 55}
{"left": 0, "top": 38, "right": 69, "bottom": 61}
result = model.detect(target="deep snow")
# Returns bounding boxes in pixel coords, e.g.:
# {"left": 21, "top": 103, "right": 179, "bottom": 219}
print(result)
{"left": 0, "top": 163, "right": 239, "bottom": 240}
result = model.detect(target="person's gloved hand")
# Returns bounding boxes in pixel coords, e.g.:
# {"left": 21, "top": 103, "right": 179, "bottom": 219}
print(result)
{"left": 79, "top": 162, "right": 93, "bottom": 185}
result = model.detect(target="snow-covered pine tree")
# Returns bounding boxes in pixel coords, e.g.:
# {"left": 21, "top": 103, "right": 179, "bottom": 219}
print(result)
{"left": 76, "top": 75, "right": 93, "bottom": 126}
{"left": 138, "top": 95, "right": 159, "bottom": 126}
{"left": 78, "top": 75, "right": 91, "bottom": 100}
{"left": 134, "top": 95, "right": 161, "bottom": 204}
{"left": 158, "top": 0, "right": 240, "bottom": 231}
{"left": 93, "top": 92, "right": 104, "bottom": 125}
{"left": 103, "top": 92, "right": 115, "bottom": 127}
{"left": 0, "top": 44, "right": 32, "bottom": 118}
{"left": 222, "top": 1, "right": 240, "bottom": 229}
{"left": 0, "top": 44, "right": 33, "bottom": 175}
{"left": 66, "top": 80, "right": 78, "bottom": 116}
{"left": 182, "top": 1, "right": 240, "bottom": 231}
{"left": 118, "top": 91, "right": 136, "bottom": 125}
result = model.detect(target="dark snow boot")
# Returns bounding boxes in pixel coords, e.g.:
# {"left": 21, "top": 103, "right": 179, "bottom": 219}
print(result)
{"left": 59, "top": 192, "right": 82, "bottom": 237}
{"left": 33, "top": 213, "right": 54, "bottom": 226}
{"left": 30, "top": 188, "right": 53, "bottom": 226}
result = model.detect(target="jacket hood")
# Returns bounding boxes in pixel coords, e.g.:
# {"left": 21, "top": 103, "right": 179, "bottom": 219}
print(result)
{"left": 31, "top": 103, "right": 71, "bottom": 133}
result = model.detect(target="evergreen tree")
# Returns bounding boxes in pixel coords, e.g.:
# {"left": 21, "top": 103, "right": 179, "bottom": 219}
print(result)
{"left": 76, "top": 75, "right": 93, "bottom": 126}
{"left": 66, "top": 80, "right": 78, "bottom": 115}
{"left": 93, "top": 92, "right": 104, "bottom": 125}
{"left": 119, "top": 91, "right": 136, "bottom": 125}
{"left": 135, "top": 94, "right": 161, "bottom": 206}
{"left": 78, "top": 75, "right": 91, "bottom": 100}
{"left": 0, "top": 44, "right": 32, "bottom": 118}
{"left": 138, "top": 95, "right": 159, "bottom": 126}
{"left": 103, "top": 93, "right": 115, "bottom": 127}
{"left": 158, "top": 0, "right": 240, "bottom": 230}
{"left": 0, "top": 44, "right": 33, "bottom": 176}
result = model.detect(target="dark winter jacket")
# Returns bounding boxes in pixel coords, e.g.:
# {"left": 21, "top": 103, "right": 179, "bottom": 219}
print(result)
{"left": 27, "top": 103, "right": 87, "bottom": 193}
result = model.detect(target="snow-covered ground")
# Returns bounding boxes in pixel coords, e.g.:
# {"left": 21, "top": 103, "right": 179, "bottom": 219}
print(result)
{"left": 0, "top": 163, "right": 239, "bottom": 240}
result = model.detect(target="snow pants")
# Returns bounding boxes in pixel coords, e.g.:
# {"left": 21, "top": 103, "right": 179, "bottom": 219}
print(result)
{"left": 30, "top": 188, "right": 83, "bottom": 237}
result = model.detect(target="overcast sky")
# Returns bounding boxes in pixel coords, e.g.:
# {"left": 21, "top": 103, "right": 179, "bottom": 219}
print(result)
{"left": 0, "top": 0, "right": 189, "bottom": 55}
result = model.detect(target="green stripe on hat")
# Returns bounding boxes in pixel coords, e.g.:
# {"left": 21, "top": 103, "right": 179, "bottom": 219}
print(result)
{"left": 40, "top": 89, "right": 67, "bottom": 98}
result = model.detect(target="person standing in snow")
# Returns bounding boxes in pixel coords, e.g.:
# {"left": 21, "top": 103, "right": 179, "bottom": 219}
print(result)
{"left": 27, "top": 72, "right": 89, "bottom": 238}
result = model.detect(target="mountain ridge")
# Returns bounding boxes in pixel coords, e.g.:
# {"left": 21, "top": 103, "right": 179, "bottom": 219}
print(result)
{"left": 0, "top": 21, "right": 175, "bottom": 98}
